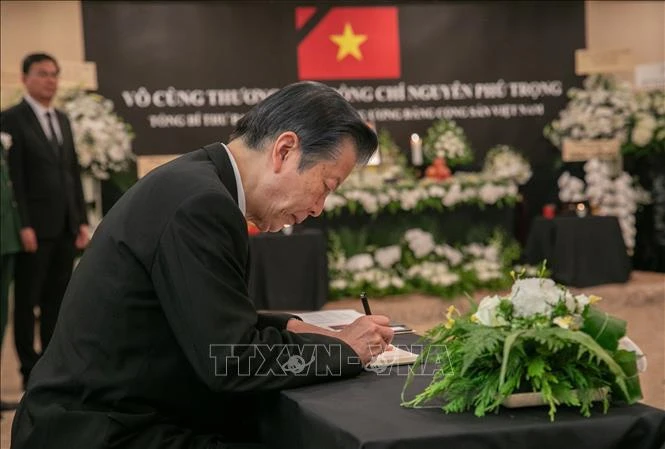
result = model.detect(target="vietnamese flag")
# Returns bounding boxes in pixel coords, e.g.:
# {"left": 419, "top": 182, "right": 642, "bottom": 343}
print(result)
{"left": 296, "top": 6, "right": 401, "bottom": 80}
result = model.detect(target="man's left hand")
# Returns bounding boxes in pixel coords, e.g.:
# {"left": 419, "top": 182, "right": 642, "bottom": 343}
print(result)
{"left": 75, "top": 224, "right": 90, "bottom": 250}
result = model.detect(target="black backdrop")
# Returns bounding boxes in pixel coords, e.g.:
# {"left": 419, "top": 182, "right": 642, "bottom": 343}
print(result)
{"left": 82, "top": 0, "right": 585, "bottom": 224}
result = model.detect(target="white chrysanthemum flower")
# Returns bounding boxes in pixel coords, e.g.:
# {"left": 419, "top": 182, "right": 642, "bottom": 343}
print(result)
{"left": 510, "top": 278, "right": 565, "bottom": 318}
{"left": 330, "top": 279, "right": 348, "bottom": 290}
{"left": 374, "top": 245, "right": 401, "bottom": 269}
{"left": 407, "top": 261, "right": 458, "bottom": 286}
{"left": 435, "top": 245, "right": 464, "bottom": 266}
{"left": 404, "top": 229, "right": 435, "bottom": 259}
{"left": 391, "top": 277, "right": 405, "bottom": 289}
{"left": 479, "top": 184, "right": 503, "bottom": 204}
{"left": 473, "top": 295, "right": 508, "bottom": 327}
{"left": 345, "top": 253, "right": 374, "bottom": 272}
{"left": 463, "top": 243, "right": 486, "bottom": 258}
{"left": 632, "top": 125, "right": 653, "bottom": 146}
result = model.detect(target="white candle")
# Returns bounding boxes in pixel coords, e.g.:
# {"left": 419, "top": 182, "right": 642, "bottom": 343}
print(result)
{"left": 410, "top": 133, "right": 423, "bottom": 166}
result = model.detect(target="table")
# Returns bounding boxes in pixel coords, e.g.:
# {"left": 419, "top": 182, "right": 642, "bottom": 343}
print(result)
{"left": 258, "top": 335, "right": 665, "bottom": 449}
{"left": 248, "top": 229, "right": 328, "bottom": 311}
{"left": 524, "top": 216, "right": 631, "bottom": 287}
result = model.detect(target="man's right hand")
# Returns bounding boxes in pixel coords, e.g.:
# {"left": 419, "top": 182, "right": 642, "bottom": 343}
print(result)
{"left": 336, "top": 315, "right": 394, "bottom": 365}
{"left": 20, "top": 227, "right": 38, "bottom": 253}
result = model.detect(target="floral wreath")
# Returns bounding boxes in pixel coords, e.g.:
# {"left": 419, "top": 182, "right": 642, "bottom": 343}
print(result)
{"left": 59, "top": 88, "right": 135, "bottom": 181}
{"left": 622, "top": 89, "right": 665, "bottom": 158}
{"left": 422, "top": 119, "right": 474, "bottom": 167}
{"left": 483, "top": 144, "right": 532, "bottom": 185}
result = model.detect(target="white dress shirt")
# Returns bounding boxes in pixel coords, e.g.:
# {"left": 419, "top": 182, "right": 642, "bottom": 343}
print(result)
{"left": 221, "top": 143, "right": 246, "bottom": 216}
{"left": 24, "top": 94, "right": 63, "bottom": 144}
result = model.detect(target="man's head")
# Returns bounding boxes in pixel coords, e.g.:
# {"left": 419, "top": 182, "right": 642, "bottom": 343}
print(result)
{"left": 229, "top": 81, "right": 377, "bottom": 232}
{"left": 22, "top": 53, "right": 60, "bottom": 106}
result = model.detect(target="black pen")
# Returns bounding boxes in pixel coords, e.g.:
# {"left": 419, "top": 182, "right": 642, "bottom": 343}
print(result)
{"left": 360, "top": 291, "right": 372, "bottom": 315}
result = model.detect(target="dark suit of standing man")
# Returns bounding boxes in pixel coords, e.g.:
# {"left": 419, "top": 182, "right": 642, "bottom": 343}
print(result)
{"left": 1, "top": 135, "right": 21, "bottom": 412}
{"left": 0, "top": 53, "right": 89, "bottom": 388}
{"left": 12, "top": 81, "right": 394, "bottom": 449}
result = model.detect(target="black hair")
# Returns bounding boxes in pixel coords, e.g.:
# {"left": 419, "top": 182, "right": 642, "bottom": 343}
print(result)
{"left": 22, "top": 53, "right": 60, "bottom": 75}
{"left": 230, "top": 81, "right": 377, "bottom": 171}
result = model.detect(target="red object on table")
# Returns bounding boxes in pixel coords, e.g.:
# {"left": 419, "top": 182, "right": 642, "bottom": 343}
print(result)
{"left": 542, "top": 204, "right": 556, "bottom": 219}
{"left": 425, "top": 157, "right": 451, "bottom": 181}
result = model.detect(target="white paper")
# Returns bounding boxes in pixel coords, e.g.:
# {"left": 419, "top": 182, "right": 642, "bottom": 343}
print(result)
{"left": 368, "top": 345, "right": 419, "bottom": 368}
{"left": 296, "top": 309, "right": 364, "bottom": 329}
{"left": 635, "top": 62, "right": 665, "bottom": 89}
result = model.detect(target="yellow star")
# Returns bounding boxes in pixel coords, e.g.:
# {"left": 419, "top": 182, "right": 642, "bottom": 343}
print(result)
{"left": 329, "top": 23, "right": 368, "bottom": 62}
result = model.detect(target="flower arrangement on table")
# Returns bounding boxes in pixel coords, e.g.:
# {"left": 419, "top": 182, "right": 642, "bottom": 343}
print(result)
{"left": 328, "top": 229, "right": 524, "bottom": 299}
{"left": 544, "top": 74, "right": 665, "bottom": 161}
{"left": 59, "top": 88, "right": 135, "bottom": 181}
{"left": 557, "top": 158, "right": 650, "bottom": 253}
{"left": 622, "top": 89, "right": 665, "bottom": 158}
{"left": 482, "top": 145, "right": 532, "bottom": 186}
{"left": 401, "top": 269, "right": 644, "bottom": 421}
{"left": 544, "top": 74, "right": 636, "bottom": 148}
{"left": 422, "top": 119, "right": 474, "bottom": 167}
{"left": 324, "top": 173, "right": 520, "bottom": 217}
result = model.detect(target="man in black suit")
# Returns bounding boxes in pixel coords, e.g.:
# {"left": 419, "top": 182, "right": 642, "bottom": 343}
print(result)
{"left": 1, "top": 53, "right": 89, "bottom": 388}
{"left": 11, "top": 81, "right": 393, "bottom": 449}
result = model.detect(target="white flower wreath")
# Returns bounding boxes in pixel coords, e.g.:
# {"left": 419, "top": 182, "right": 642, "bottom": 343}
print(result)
{"left": 60, "top": 89, "right": 135, "bottom": 180}
{"left": 483, "top": 144, "right": 532, "bottom": 185}
{"left": 422, "top": 119, "right": 474, "bottom": 167}
{"left": 544, "top": 74, "right": 637, "bottom": 149}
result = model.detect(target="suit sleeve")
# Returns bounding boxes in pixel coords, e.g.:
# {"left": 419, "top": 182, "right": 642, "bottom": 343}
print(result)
{"left": 2, "top": 111, "right": 29, "bottom": 228}
{"left": 151, "top": 190, "right": 361, "bottom": 393}
{"left": 256, "top": 312, "right": 301, "bottom": 330}
{"left": 64, "top": 115, "right": 87, "bottom": 225}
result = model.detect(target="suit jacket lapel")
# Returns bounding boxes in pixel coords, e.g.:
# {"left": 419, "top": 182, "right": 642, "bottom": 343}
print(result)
{"left": 19, "top": 100, "right": 59, "bottom": 163}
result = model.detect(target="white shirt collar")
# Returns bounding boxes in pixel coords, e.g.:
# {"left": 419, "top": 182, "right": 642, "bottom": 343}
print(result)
{"left": 221, "top": 143, "right": 246, "bottom": 216}
{"left": 24, "top": 94, "right": 55, "bottom": 116}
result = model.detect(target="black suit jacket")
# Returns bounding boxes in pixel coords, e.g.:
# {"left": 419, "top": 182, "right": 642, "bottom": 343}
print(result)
{"left": 1, "top": 99, "right": 87, "bottom": 237}
{"left": 11, "top": 144, "right": 362, "bottom": 449}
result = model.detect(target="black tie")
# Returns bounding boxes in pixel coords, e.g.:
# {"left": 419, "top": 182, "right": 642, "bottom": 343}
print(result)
{"left": 45, "top": 111, "right": 60, "bottom": 157}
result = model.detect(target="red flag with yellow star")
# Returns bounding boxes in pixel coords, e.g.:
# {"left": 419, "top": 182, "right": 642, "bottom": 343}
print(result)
{"left": 296, "top": 6, "right": 401, "bottom": 80}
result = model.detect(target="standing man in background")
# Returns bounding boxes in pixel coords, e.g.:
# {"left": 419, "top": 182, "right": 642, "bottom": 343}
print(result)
{"left": 0, "top": 53, "right": 89, "bottom": 389}
{"left": 0, "top": 133, "right": 21, "bottom": 412}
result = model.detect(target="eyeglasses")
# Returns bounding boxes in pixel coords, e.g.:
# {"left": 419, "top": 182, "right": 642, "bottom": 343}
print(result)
{"left": 30, "top": 70, "right": 60, "bottom": 79}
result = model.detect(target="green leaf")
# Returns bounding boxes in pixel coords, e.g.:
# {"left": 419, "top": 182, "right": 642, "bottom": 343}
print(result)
{"left": 548, "top": 328, "right": 631, "bottom": 401}
{"left": 499, "top": 330, "right": 524, "bottom": 387}
{"left": 582, "top": 307, "right": 626, "bottom": 351}
{"left": 527, "top": 358, "right": 546, "bottom": 380}
{"left": 460, "top": 326, "right": 505, "bottom": 375}
{"left": 613, "top": 349, "right": 643, "bottom": 403}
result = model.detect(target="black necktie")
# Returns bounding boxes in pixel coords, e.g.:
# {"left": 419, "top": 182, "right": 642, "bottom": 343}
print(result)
{"left": 45, "top": 111, "right": 60, "bottom": 157}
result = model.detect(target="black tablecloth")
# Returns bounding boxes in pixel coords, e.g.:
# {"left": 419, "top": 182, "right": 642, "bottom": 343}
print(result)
{"left": 248, "top": 229, "right": 328, "bottom": 311}
{"left": 524, "top": 216, "right": 631, "bottom": 287}
{"left": 258, "top": 335, "right": 665, "bottom": 449}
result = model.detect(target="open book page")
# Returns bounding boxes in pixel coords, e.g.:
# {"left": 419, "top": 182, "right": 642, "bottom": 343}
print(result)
{"left": 296, "top": 309, "right": 414, "bottom": 334}
{"left": 295, "top": 309, "right": 365, "bottom": 330}
{"left": 296, "top": 310, "right": 419, "bottom": 368}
